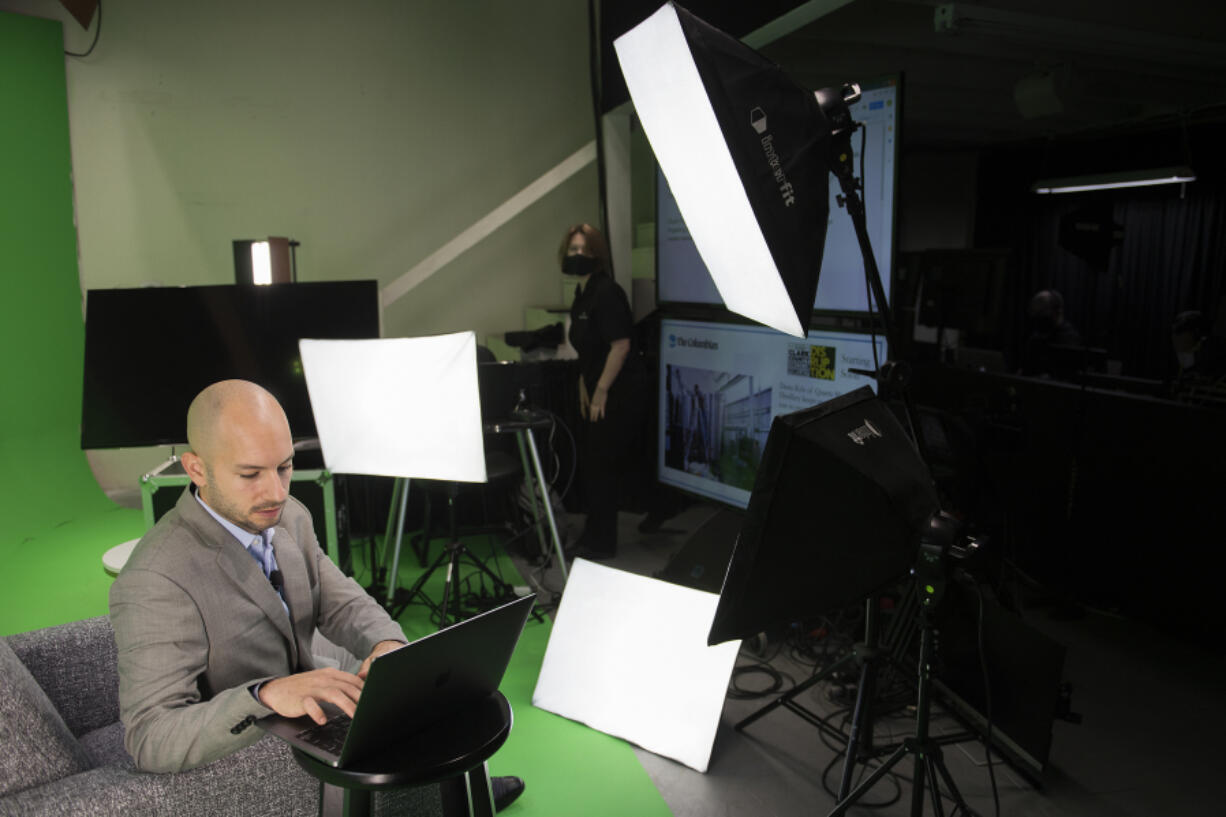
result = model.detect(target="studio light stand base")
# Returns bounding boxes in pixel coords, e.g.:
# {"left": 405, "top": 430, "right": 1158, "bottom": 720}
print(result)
{"left": 830, "top": 515, "right": 979, "bottom": 817}
{"left": 389, "top": 536, "right": 520, "bottom": 629}
{"left": 736, "top": 598, "right": 887, "bottom": 760}
{"left": 738, "top": 589, "right": 927, "bottom": 802}
{"left": 828, "top": 605, "right": 977, "bottom": 817}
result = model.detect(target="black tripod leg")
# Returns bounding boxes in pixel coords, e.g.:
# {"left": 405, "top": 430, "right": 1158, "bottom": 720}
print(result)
{"left": 436, "top": 486, "right": 464, "bottom": 626}
{"left": 458, "top": 544, "right": 518, "bottom": 595}
{"left": 926, "top": 756, "right": 945, "bottom": 817}
{"left": 435, "top": 541, "right": 521, "bottom": 627}
{"left": 837, "top": 646, "right": 882, "bottom": 799}
{"left": 735, "top": 650, "right": 856, "bottom": 732}
{"left": 828, "top": 740, "right": 911, "bottom": 817}
{"left": 388, "top": 542, "right": 452, "bottom": 620}
{"left": 912, "top": 748, "right": 932, "bottom": 817}
{"left": 438, "top": 541, "right": 466, "bottom": 627}
{"left": 838, "top": 598, "right": 883, "bottom": 799}
{"left": 930, "top": 746, "right": 976, "bottom": 817}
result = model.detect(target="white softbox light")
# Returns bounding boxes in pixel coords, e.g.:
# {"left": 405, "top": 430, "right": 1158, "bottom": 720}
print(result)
{"left": 532, "top": 558, "right": 741, "bottom": 773}
{"left": 614, "top": 2, "right": 831, "bottom": 338}
{"left": 298, "top": 333, "right": 486, "bottom": 482}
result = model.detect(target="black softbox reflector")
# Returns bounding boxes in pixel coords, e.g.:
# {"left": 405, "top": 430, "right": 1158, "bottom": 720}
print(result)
{"left": 615, "top": 2, "right": 831, "bottom": 336}
{"left": 678, "top": 5, "right": 830, "bottom": 329}
{"left": 709, "top": 386, "right": 939, "bottom": 645}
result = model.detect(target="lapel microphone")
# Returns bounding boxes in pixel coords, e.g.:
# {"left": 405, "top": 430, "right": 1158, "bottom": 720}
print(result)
{"left": 268, "top": 570, "right": 292, "bottom": 622}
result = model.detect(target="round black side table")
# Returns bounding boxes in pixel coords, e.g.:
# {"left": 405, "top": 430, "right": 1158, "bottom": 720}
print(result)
{"left": 292, "top": 691, "right": 513, "bottom": 817}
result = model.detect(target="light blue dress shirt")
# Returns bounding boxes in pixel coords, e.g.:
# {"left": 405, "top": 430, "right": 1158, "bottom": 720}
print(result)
{"left": 193, "top": 488, "right": 288, "bottom": 616}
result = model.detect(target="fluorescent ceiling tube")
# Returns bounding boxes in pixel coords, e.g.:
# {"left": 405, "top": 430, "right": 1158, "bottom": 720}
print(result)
{"left": 614, "top": 2, "right": 831, "bottom": 338}
{"left": 1032, "top": 166, "right": 1196, "bottom": 194}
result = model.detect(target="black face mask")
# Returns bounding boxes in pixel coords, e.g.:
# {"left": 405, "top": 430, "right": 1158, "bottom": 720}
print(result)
{"left": 562, "top": 254, "right": 600, "bottom": 277}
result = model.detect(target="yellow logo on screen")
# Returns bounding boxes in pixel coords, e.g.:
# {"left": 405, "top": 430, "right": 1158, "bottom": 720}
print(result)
{"left": 809, "top": 345, "right": 836, "bottom": 381}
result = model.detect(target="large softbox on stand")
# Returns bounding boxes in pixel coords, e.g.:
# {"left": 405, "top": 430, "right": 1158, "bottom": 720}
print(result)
{"left": 615, "top": 2, "right": 831, "bottom": 337}
{"left": 709, "top": 386, "right": 939, "bottom": 645}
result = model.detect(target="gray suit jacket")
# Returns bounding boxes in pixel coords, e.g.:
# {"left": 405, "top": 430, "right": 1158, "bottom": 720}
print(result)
{"left": 109, "top": 487, "right": 406, "bottom": 773}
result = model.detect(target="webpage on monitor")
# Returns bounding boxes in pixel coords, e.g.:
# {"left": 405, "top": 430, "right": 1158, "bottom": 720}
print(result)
{"left": 658, "top": 317, "right": 887, "bottom": 508}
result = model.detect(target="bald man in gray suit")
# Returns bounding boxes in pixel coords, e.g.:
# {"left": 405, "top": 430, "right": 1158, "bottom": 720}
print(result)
{"left": 109, "top": 380, "right": 407, "bottom": 773}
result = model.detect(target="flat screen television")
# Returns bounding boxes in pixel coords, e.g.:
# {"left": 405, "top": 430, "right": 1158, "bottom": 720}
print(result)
{"left": 658, "top": 316, "right": 887, "bottom": 508}
{"left": 656, "top": 76, "right": 900, "bottom": 315}
{"left": 81, "top": 281, "right": 380, "bottom": 449}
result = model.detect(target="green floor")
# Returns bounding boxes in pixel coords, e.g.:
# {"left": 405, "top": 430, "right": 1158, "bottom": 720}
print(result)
{"left": 0, "top": 466, "right": 671, "bottom": 817}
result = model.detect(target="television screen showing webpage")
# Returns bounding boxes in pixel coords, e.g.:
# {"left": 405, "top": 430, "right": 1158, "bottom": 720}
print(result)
{"left": 658, "top": 317, "right": 887, "bottom": 508}
{"left": 656, "top": 76, "right": 899, "bottom": 313}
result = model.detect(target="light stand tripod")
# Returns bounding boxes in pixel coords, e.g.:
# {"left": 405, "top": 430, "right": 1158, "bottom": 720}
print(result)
{"left": 388, "top": 482, "right": 521, "bottom": 628}
{"left": 735, "top": 596, "right": 887, "bottom": 761}
{"left": 829, "top": 512, "right": 978, "bottom": 817}
{"left": 735, "top": 88, "right": 950, "bottom": 809}
{"left": 822, "top": 87, "right": 948, "bottom": 805}
{"left": 736, "top": 584, "right": 922, "bottom": 801}
{"left": 297, "top": 332, "right": 502, "bottom": 627}
{"left": 818, "top": 84, "right": 924, "bottom": 443}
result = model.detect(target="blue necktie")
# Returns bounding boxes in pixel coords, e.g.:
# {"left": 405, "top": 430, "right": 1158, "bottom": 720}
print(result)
{"left": 250, "top": 536, "right": 289, "bottom": 616}
{"left": 249, "top": 535, "right": 275, "bottom": 579}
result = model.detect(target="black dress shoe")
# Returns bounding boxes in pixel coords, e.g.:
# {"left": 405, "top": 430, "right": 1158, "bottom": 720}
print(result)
{"left": 492, "top": 775, "right": 525, "bottom": 811}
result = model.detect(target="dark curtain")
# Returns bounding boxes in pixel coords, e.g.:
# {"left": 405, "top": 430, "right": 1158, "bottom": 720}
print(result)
{"left": 1022, "top": 184, "right": 1226, "bottom": 379}
{"left": 978, "top": 130, "right": 1226, "bottom": 381}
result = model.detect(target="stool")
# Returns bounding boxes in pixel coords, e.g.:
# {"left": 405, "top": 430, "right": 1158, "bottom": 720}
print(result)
{"left": 292, "top": 691, "right": 512, "bottom": 817}
{"left": 102, "top": 539, "right": 139, "bottom": 575}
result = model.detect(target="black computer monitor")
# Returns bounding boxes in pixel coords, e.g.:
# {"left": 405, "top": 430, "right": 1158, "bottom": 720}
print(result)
{"left": 81, "top": 281, "right": 380, "bottom": 448}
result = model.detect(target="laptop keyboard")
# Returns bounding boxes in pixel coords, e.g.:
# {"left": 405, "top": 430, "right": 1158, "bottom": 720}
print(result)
{"left": 296, "top": 714, "right": 351, "bottom": 755}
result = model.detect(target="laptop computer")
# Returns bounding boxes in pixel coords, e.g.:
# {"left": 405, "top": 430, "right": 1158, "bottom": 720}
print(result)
{"left": 258, "top": 593, "right": 536, "bottom": 768}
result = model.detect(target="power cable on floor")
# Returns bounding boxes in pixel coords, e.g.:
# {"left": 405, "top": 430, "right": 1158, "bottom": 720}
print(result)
{"left": 727, "top": 663, "right": 791, "bottom": 699}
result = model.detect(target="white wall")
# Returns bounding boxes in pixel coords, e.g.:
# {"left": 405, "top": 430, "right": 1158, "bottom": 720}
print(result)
{"left": 1, "top": 0, "right": 601, "bottom": 501}
{"left": 4, "top": 0, "right": 599, "bottom": 340}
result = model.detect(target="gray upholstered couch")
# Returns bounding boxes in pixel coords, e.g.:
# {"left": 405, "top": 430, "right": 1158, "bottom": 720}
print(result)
{"left": 0, "top": 617, "right": 439, "bottom": 816}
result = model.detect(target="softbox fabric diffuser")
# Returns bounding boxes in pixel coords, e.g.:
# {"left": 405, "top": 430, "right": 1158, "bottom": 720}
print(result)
{"left": 709, "top": 386, "right": 938, "bottom": 645}
{"left": 615, "top": 2, "right": 830, "bottom": 337}
{"left": 298, "top": 333, "right": 486, "bottom": 482}
{"left": 533, "top": 559, "right": 741, "bottom": 773}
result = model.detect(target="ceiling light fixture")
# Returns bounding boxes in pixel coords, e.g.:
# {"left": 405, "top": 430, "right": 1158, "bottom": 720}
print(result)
{"left": 233, "top": 237, "right": 298, "bottom": 285}
{"left": 1031, "top": 166, "right": 1196, "bottom": 194}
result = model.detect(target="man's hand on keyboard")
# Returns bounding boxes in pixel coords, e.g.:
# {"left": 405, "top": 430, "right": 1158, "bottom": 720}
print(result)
{"left": 258, "top": 668, "right": 364, "bottom": 725}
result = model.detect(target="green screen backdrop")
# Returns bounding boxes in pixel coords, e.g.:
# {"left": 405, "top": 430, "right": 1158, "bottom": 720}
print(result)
{"left": 1, "top": 12, "right": 142, "bottom": 634}
{"left": 0, "top": 19, "right": 673, "bottom": 817}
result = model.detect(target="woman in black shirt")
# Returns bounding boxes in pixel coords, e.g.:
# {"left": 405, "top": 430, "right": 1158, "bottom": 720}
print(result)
{"left": 561, "top": 223, "right": 645, "bottom": 558}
